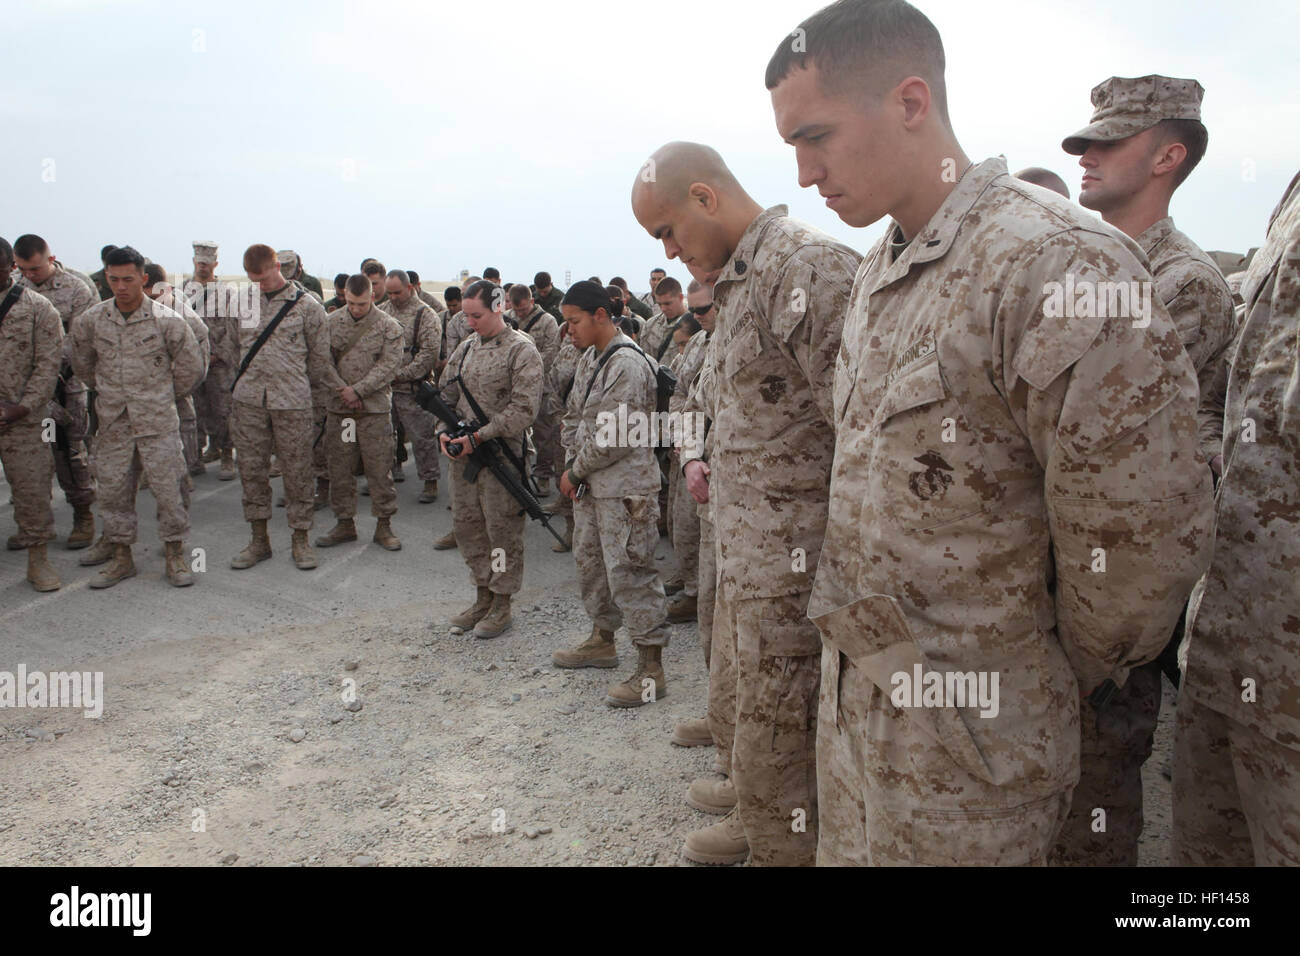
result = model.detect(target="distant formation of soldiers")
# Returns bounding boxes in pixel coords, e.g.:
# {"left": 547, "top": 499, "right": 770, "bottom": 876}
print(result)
{"left": 3, "top": 0, "right": 1297, "bottom": 868}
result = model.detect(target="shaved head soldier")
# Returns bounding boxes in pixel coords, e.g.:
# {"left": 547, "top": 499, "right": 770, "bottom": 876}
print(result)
{"left": 0, "top": 237, "right": 66, "bottom": 590}
{"left": 633, "top": 140, "right": 861, "bottom": 866}
{"left": 1051, "top": 75, "right": 1236, "bottom": 867}
{"left": 385, "top": 268, "right": 444, "bottom": 504}
{"left": 1014, "top": 166, "right": 1071, "bottom": 198}
{"left": 768, "top": 0, "right": 1213, "bottom": 865}
{"left": 88, "top": 244, "right": 117, "bottom": 301}
{"left": 11, "top": 234, "right": 99, "bottom": 550}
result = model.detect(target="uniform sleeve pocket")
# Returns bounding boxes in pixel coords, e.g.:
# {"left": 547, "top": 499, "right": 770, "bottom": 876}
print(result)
{"left": 910, "top": 794, "right": 1064, "bottom": 866}
{"left": 758, "top": 617, "right": 822, "bottom": 657}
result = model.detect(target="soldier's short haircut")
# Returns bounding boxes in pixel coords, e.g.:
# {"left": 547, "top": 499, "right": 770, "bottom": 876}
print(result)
{"left": 333, "top": 273, "right": 349, "bottom": 290}
{"left": 687, "top": 279, "right": 703, "bottom": 294}
{"left": 143, "top": 263, "right": 167, "bottom": 286}
{"left": 407, "top": 269, "right": 421, "bottom": 284}
{"left": 765, "top": 0, "right": 950, "bottom": 128}
{"left": 534, "top": 271, "right": 552, "bottom": 287}
{"left": 482, "top": 267, "right": 501, "bottom": 281}
{"left": 243, "top": 244, "right": 277, "bottom": 272}
{"left": 609, "top": 276, "right": 629, "bottom": 291}
{"left": 654, "top": 277, "right": 682, "bottom": 297}
{"left": 105, "top": 246, "right": 146, "bottom": 269}
{"left": 1156, "top": 119, "right": 1208, "bottom": 188}
{"left": 618, "top": 314, "right": 641, "bottom": 337}
{"left": 679, "top": 314, "right": 702, "bottom": 336}
{"left": 0, "top": 238, "right": 13, "bottom": 267}
{"left": 363, "top": 260, "right": 386, "bottom": 277}
{"left": 463, "top": 279, "right": 500, "bottom": 309}
{"left": 650, "top": 267, "right": 666, "bottom": 276}
{"left": 508, "top": 283, "right": 532, "bottom": 305}
{"left": 445, "top": 285, "right": 462, "bottom": 301}
{"left": 1014, "top": 167, "right": 1070, "bottom": 199}
{"left": 100, "top": 244, "right": 119, "bottom": 263}
{"left": 360, "top": 257, "right": 378, "bottom": 271}
{"left": 13, "top": 234, "right": 49, "bottom": 259}
{"left": 345, "top": 274, "right": 372, "bottom": 297}
{"left": 587, "top": 276, "right": 602, "bottom": 285}
{"left": 387, "top": 269, "right": 411, "bottom": 286}
{"left": 604, "top": 287, "right": 627, "bottom": 318}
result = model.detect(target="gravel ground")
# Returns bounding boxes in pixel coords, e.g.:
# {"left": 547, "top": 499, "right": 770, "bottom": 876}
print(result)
{"left": 0, "top": 457, "right": 1174, "bottom": 866}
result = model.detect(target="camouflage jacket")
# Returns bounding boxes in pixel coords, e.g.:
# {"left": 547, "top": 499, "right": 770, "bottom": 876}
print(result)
{"left": 809, "top": 157, "right": 1214, "bottom": 798}
{"left": 562, "top": 332, "right": 660, "bottom": 498}
{"left": 1183, "top": 169, "right": 1300, "bottom": 750}
{"left": 65, "top": 295, "right": 203, "bottom": 437}
{"left": 510, "top": 306, "right": 561, "bottom": 379}
{"left": 0, "top": 283, "right": 63, "bottom": 414}
{"left": 185, "top": 279, "right": 241, "bottom": 370}
{"left": 1137, "top": 217, "right": 1238, "bottom": 460}
{"left": 417, "top": 288, "right": 446, "bottom": 312}
{"left": 440, "top": 326, "right": 543, "bottom": 460}
{"left": 20, "top": 262, "right": 97, "bottom": 397}
{"left": 386, "top": 295, "right": 442, "bottom": 388}
{"left": 232, "top": 281, "right": 343, "bottom": 411}
{"left": 684, "top": 204, "right": 859, "bottom": 601}
{"left": 328, "top": 305, "right": 403, "bottom": 414}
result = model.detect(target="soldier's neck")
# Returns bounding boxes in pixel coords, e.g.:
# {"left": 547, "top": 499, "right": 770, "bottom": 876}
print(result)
{"left": 1103, "top": 191, "right": 1172, "bottom": 242}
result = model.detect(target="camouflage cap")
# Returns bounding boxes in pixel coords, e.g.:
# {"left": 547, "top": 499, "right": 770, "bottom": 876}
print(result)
{"left": 1062, "top": 75, "right": 1205, "bottom": 155}
{"left": 192, "top": 241, "right": 218, "bottom": 264}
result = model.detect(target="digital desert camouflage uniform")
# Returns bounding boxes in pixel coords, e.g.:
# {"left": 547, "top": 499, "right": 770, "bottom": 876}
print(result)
{"left": 511, "top": 304, "right": 561, "bottom": 486}
{"left": 187, "top": 265, "right": 240, "bottom": 468}
{"left": 1173, "top": 169, "right": 1300, "bottom": 866}
{"left": 682, "top": 204, "right": 860, "bottom": 866}
{"left": 20, "top": 261, "right": 97, "bottom": 535}
{"left": 438, "top": 326, "right": 543, "bottom": 596}
{"left": 1053, "top": 214, "right": 1236, "bottom": 866}
{"left": 667, "top": 328, "right": 710, "bottom": 603}
{"left": 543, "top": 332, "right": 585, "bottom": 530}
{"left": 65, "top": 296, "right": 203, "bottom": 546}
{"left": 810, "top": 157, "right": 1214, "bottom": 867}
{"left": 442, "top": 309, "right": 471, "bottom": 362}
{"left": 323, "top": 303, "right": 404, "bottom": 524}
{"left": 0, "top": 281, "right": 63, "bottom": 551}
{"left": 387, "top": 292, "right": 443, "bottom": 488}
{"left": 416, "top": 287, "right": 446, "bottom": 312}
{"left": 157, "top": 290, "right": 210, "bottom": 492}
{"left": 639, "top": 310, "right": 681, "bottom": 365}
{"left": 561, "top": 332, "right": 670, "bottom": 650}
{"left": 231, "top": 281, "right": 344, "bottom": 535}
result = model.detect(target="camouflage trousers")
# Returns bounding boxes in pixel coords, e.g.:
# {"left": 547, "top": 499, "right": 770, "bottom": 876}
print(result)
{"left": 178, "top": 395, "right": 201, "bottom": 473}
{"left": 1051, "top": 660, "right": 1162, "bottom": 866}
{"left": 52, "top": 387, "right": 95, "bottom": 510}
{"left": 195, "top": 364, "right": 234, "bottom": 451}
{"left": 669, "top": 464, "right": 700, "bottom": 598}
{"left": 711, "top": 587, "right": 820, "bottom": 866}
{"left": 698, "top": 510, "right": 716, "bottom": 669}
{"left": 96, "top": 415, "right": 188, "bottom": 544}
{"left": 325, "top": 411, "right": 396, "bottom": 520}
{"left": 572, "top": 494, "right": 670, "bottom": 647}
{"left": 0, "top": 421, "right": 55, "bottom": 546}
{"left": 231, "top": 401, "right": 315, "bottom": 530}
{"left": 310, "top": 395, "right": 328, "bottom": 480}
{"left": 392, "top": 389, "right": 439, "bottom": 482}
{"left": 531, "top": 406, "right": 560, "bottom": 483}
{"left": 451, "top": 455, "right": 526, "bottom": 595}
{"left": 1172, "top": 680, "right": 1300, "bottom": 865}
{"left": 817, "top": 648, "right": 1072, "bottom": 866}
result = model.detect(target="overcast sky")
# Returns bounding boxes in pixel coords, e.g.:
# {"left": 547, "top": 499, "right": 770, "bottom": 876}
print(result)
{"left": 4, "top": 0, "right": 1296, "bottom": 289}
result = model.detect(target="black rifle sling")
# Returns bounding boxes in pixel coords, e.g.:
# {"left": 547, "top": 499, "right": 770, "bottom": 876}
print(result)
{"left": 230, "top": 289, "right": 303, "bottom": 391}
{"left": 455, "top": 343, "right": 531, "bottom": 483}
{"left": 0, "top": 285, "right": 21, "bottom": 328}
{"left": 521, "top": 308, "right": 546, "bottom": 335}
{"left": 654, "top": 320, "right": 678, "bottom": 361}
{"left": 581, "top": 341, "right": 654, "bottom": 409}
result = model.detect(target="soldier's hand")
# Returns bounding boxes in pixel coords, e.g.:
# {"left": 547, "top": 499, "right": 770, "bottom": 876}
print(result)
{"left": 684, "top": 459, "right": 711, "bottom": 504}
{"left": 339, "top": 386, "right": 362, "bottom": 409}
{"left": 1210, "top": 453, "right": 1224, "bottom": 477}
{"left": 0, "top": 402, "right": 29, "bottom": 429}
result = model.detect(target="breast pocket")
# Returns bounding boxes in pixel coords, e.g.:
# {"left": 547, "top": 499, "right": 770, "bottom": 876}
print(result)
{"left": 872, "top": 354, "right": 995, "bottom": 532}
{"left": 721, "top": 319, "right": 763, "bottom": 381}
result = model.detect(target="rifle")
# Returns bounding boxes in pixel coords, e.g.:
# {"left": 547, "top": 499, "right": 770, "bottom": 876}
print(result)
{"left": 416, "top": 381, "right": 567, "bottom": 548}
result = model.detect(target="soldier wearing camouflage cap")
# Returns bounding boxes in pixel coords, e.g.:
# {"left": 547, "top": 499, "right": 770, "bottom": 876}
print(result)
{"left": 277, "top": 249, "right": 324, "bottom": 302}
{"left": 1051, "top": 75, "right": 1238, "bottom": 867}
{"left": 188, "top": 240, "right": 239, "bottom": 480}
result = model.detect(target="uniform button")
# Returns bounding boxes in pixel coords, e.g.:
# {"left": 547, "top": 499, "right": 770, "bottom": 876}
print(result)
{"left": 735, "top": 261, "right": 747, "bottom": 275}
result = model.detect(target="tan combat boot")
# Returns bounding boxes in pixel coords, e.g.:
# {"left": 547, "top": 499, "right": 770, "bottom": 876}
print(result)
{"left": 433, "top": 529, "right": 458, "bottom": 551}
{"left": 165, "top": 540, "right": 194, "bottom": 587}
{"left": 26, "top": 543, "right": 61, "bottom": 592}
{"left": 473, "top": 593, "right": 512, "bottom": 639}
{"left": 683, "top": 808, "right": 750, "bottom": 865}
{"left": 78, "top": 533, "right": 114, "bottom": 567}
{"left": 450, "top": 586, "right": 493, "bottom": 630}
{"left": 671, "top": 717, "right": 714, "bottom": 749}
{"left": 373, "top": 517, "right": 401, "bottom": 551}
{"left": 667, "top": 592, "right": 698, "bottom": 623}
{"left": 188, "top": 459, "right": 206, "bottom": 477}
{"left": 686, "top": 775, "right": 737, "bottom": 814}
{"left": 552, "top": 626, "right": 618, "bottom": 669}
{"left": 291, "top": 529, "right": 317, "bottom": 570}
{"left": 605, "top": 644, "right": 667, "bottom": 708}
{"left": 550, "top": 514, "right": 574, "bottom": 553}
{"left": 314, "top": 518, "right": 357, "bottom": 548}
{"left": 418, "top": 480, "right": 438, "bottom": 504}
{"left": 89, "top": 543, "right": 136, "bottom": 589}
{"left": 201, "top": 444, "right": 222, "bottom": 463}
{"left": 313, "top": 477, "right": 330, "bottom": 511}
{"left": 392, "top": 461, "right": 405, "bottom": 483}
{"left": 218, "top": 449, "right": 236, "bottom": 481}
{"left": 66, "top": 507, "right": 95, "bottom": 550}
{"left": 231, "top": 518, "right": 272, "bottom": 569}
